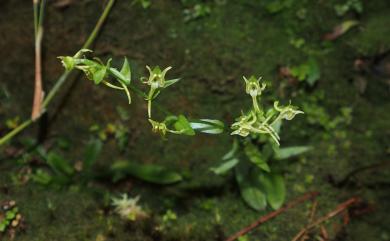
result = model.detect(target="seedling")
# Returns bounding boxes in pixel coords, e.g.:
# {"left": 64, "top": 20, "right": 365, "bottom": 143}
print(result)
{"left": 0, "top": 200, "right": 24, "bottom": 236}
{"left": 111, "top": 194, "right": 147, "bottom": 221}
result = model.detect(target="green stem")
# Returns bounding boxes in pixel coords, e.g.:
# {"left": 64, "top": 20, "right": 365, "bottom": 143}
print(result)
{"left": 119, "top": 82, "right": 131, "bottom": 104}
{"left": 33, "top": 1, "right": 39, "bottom": 37}
{"left": 81, "top": 0, "right": 115, "bottom": 50}
{"left": 38, "top": 0, "right": 47, "bottom": 27}
{"left": 42, "top": 71, "right": 70, "bottom": 108}
{"left": 103, "top": 80, "right": 124, "bottom": 90}
{"left": 147, "top": 88, "right": 156, "bottom": 118}
{"left": 0, "top": 0, "right": 116, "bottom": 146}
{"left": 252, "top": 96, "right": 261, "bottom": 114}
{"left": 0, "top": 120, "right": 32, "bottom": 146}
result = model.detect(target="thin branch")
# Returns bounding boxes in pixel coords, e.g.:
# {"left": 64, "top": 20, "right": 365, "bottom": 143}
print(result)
{"left": 291, "top": 197, "right": 360, "bottom": 241}
{"left": 226, "top": 191, "right": 320, "bottom": 241}
{"left": 308, "top": 200, "right": 318, "bottom": 223}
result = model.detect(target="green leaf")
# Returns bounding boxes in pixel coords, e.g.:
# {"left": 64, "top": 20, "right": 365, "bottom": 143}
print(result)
{"left": 211, "top": 158, "right": 239, "bottom": 175}
{"left": 211, "top": 140, "right": 239, "bottom": 175}
{"left": 83, "top": 139, "right": 103, "bottom": 170}
{"left": 111, "top": 161, "right": 183, "bottom": 184}
{"left": 244, "top": 142, "right": 270, "bottom": 172}
{"left": 109, "top": 68, "right": 126, "bottom": 83}
{"left": 274, "top": 146, "right": 312, "bottom": 160}
{"left": 92, "top": 66, "right": 107, "bottom": 84}
{"left": 190, "top": 119, "right": 224, "bottom": 134}
{"left": 120, "top": 57, "right": 131, "bottom": 84}
{"left": 306, "top": 59, "right": 320, "bottom": 86}
{"left": 58, "top": 56, "right": 75, "bottom": 71}
{"left": 174, "top": 115, "right": 195, "bottom": 136}
{"left": 258, "top": 173, "right": 285, "bottom": 209}
{"left": 0, "top": 221, "right": 7, "bottom": 232}
{"left": 46, "top": 152, "right": 74, "bottom": 176}
{"left": 339, "top": 20, "right": 359, "bottom": 35}
{"left": 31, "top": 169, "right": 52, "bottom": 185}
{"left": 222, "top": 139, "right": 239, "bottom": 160}
{"left": 6, "top": 208, "right": 17, "bottom": 220}
{"left": 290, "top": 59, "right": 320, "bottom": 86}
{"left": 164, "top": 78, "right": 180, "bottom": 88}
{"left": 235, "top": 162, "right": 267, "bottom": 210}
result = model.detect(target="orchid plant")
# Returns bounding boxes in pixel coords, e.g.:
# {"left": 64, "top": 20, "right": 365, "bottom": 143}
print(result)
{"left": 58, "top": 50, "right": 310, "bottom": 210}
{"left": 213, "top": 76, "right": 310, "bottom": 210}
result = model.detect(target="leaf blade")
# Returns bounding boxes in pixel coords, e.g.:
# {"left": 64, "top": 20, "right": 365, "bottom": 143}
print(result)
{"left": 111, "top": 161, "right": 183, "bottom": 185}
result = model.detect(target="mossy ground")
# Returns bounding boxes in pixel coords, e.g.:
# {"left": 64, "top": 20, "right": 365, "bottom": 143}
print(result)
{"left": 0, "top": 0, "right": 389, "bottom": 240}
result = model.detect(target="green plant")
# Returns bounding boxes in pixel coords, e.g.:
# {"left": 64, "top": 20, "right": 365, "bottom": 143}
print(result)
{"left": 265, "top": 0, "right": 294, "bottom": 14}
{"left": 111, "top": 161, "right": 183, "bottom": 184}
{"left": 159, "top": 209, "right": 177, "bottom": 230}
{"left": 58, "top": 50, "right": 224, "bottom": 138}
{"left": 212, "top": 76, "right": 309, "bottom": 210}
{"left": 183, "top": 3, "right": 211, "bottom": 22}
{"left": 31, "top": 138, "right": 102, "bottom": 186}
{"left": 335, "top": 0, "right": 363, "bottom": 16}
{"left": 111, "top": 194, "right": 147, "bottom": 221}
{"left": 132, "top": 0, "right": 151, "bottom": 9}
{"left": 0, "top": 201, "right": 21, "bottom": 234}
{"left": 290, "top": 59, "right": 321, "bottom": 86}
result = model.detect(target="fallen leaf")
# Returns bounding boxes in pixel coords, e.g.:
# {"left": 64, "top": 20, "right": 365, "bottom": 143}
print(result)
{"left": 323, "top": 20, "right": 359, "bottom": 41}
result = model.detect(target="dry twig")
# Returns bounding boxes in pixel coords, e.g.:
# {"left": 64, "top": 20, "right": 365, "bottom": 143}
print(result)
{"left": 291, "top": 197, "right": 360, "bottom": 241}
{"left": 226, "top": 191, "right": 320, "bottom": 241}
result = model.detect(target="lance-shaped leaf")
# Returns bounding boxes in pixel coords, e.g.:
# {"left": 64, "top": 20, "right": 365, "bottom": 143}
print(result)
{"left": 109, "top": 58, "right": 132, "bottom": 85}
{"left": 83, "top": 139, "right": 103, "bottom": 170}
{"left": 111, "top": 160, "right": 183, "bottom": 184}
{"left": 274, "top": 146, "right": 312, "bottom": 160}
{"left": 31, "top": 169, "right": 52, "bottom": 185}
{"left": 211, "top": 139, "right": 239, "bottom": 175}
{"left": 211, "top": 158, "right": 239, "bottom": 175}
{"left": 164, "top": 78, "right": 180, "bottom": 88}
{"left": 190, "top": 119, "right": 225, "bottom": 134}
{"left": 244, "top": 142, "right": 270, "bottom": 172}
{"left": 120, "top": 57, "right": 131, "bottom": 84}
{"left": 46, "top": 152, "right": 74, "bottom": 176}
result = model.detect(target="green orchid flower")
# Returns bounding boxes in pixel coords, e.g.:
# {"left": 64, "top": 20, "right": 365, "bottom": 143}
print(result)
{"left": 244, "top": 76, "right": 266, "bottom": 98}
{"left": 141, "top": 66, "right": 179, "bottom": 118}
{"left": 231, "top": 76, "right": 303, "bottom": 145}
{"left": 231, "top": 111, "right": 280, "bottom": 145}
{"left": 273, "top": 101, "right": 304, "bottom": 122}
{"left": 243, "top": 76, "right": 266, "bottom": 113}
